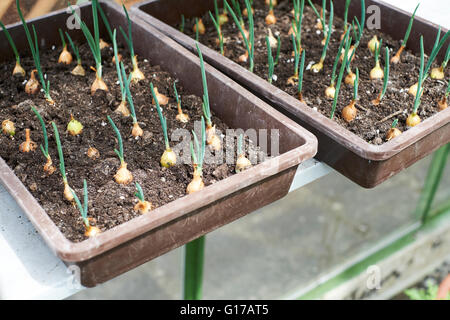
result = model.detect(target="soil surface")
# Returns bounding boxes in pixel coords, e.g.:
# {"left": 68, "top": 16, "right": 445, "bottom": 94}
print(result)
{"left": 0, "top": 41, "right": 260, "bottom": 242}
{"left": 182, "top": 0, "right": 449, "bottom": 144}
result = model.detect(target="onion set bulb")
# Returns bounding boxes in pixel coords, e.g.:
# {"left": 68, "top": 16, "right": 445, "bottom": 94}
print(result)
{"left": 2, "top": 119, "right": 15, "bottom": 137}
{"left": 25, "top": 69, "right": 39, "bottom": 95}
{"left": 19, "top": 128, "right": 37, "bottom": 153}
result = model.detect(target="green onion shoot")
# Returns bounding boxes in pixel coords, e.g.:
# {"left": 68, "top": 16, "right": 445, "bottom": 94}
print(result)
{"left": 97, "top": 0, "right": 114, "bottom": 49}
{"left": 386, "top": 119, "right": 402, "bottom": 141}
{"left": 235, "top": 133, "right": 252, "bottom": 173}
{"left": 0, "top": 19, "right": 25, "bottom": 77}
{"left": 266, "top": 36, "right": 274, "bottom": 83}
{"left": 391, "top": 3, "right": 419, "bottom": 64}
{"left": 340, "top": 0, "right": 351, "bottom": 40}
{"left": 209, "top": 11, "right": 224, "bottom": 55}
{"left": 406, "top": 36, "right": 424, "bottom": 128}
{"left": 265, "top": 0, "right": 276, "bottom": 25}
{"left": 150, "top": 82, "right": 177, "bottom": 168}
{"left": 372, "top": 47, "right": 390, "bottom": 105}
{"left": 341, "top": 68, "right": 359, "bottom": 122}
{"left": 120, "top": 61, "right": 143, "bottom": 137}
{"left": 134, "top": 182, "right": 152, "bottom": 214}
{"left": 287, "top": 34, "right": 300, "bottom": 85}
{"left": 330, "top": 33, "right": 352, "bottom": 120}
{"left": 113, "top": 29, "right": 131, "bottom": 117}
{"left": 225, "top": 0, "right": 254, "bottom": 72}
{"left": 71, "top": 0, "right": 108, "bottom": 95}
{"left": 17, "top": 0, "right": 53, "bottom": 104}
{"left": 370, "top": 38, "right": 384, "bottom": 80}
{"left": 179, "top": 14, "right": 185, "bottom": 33}
{"left": 308, "top": 0, "right": 327, "bottom": 45}
{"left": 311, "top": 0, "right": 333, "bottom": 73}
{"left": 325, "top": 28, "right": 349, "bottom": 99}
{"left": 431, "top": 44, "right": 449, "bottom": 80}
{"left": 58, "top": 28, "right": 73, "bottom": 65}
{"left": 196, "top": 43, "right": 222, "bottom": 151}
{"left": 51, "top": 122, "right": 73, "bottom": 201}
{"left": 174, "top": 82, "right": 190, "bottom": 123}
{"left": 297, "top": 50, "right": 306, "bottom": 103}
{"left": 187, "top": 117, "right": 206, "bottom": 194}
{"left": 107, "top": 115, "right": 133, "bottom": 184}
{"left": 65, "top": 31, "right": 85, "bottom": 76}
{"left": 71, "top": 180, "right": 101, "bottom": 237}
{"left": 120, "top": 4, "right": 145, "bottom": 83}
{"left": 290, "top": 0, "right": 304, "bottom": 54}
{"left": 31, "top": 106, "right": 55, "bottom": 174}
{"left": 438, "top": 80, "right": 449, "bottom": 111}
{"left": 218, "top": 0, "right": 229, "bottom": 26}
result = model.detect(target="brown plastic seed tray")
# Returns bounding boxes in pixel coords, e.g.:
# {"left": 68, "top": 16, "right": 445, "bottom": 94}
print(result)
{"left": 132, "top": 0, "right": 450, "bottom": 188}
{"left": 0, "top": 1, "right": 317, "bottom": 287}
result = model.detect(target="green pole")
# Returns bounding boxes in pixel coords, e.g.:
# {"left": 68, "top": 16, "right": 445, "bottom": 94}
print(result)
{"left": 415, "top": 143, "right": 450, "bottom": 223}
{"left": 183, "top": 236, "right": 206, "bottom": 300}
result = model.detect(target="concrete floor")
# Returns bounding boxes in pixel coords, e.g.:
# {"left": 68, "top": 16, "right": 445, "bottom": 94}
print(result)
{"left": 69, "top": 152, "right": 450, "bottom": 299}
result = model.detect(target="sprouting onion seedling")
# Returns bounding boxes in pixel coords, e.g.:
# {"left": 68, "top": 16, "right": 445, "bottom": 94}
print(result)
{"left": 97, "top": 0, "right": 114, "bottom": 49}
{"left": 218, "top": 1, "right": 229, "bottom": 26}
{"left": 406, "top": 36, "right": 424, "bottom": 128}
{"left": 2, "top": 120, "right": 15, "bottom": 137}
{"left": 65, "top": 32, "right": 85, "bottom": 76}
{"left": 437, "top": 80, "right": 449, "bottom": 111}
{"left": 209, "top": 11, "right": 224, "bottom": 55}
{"left": 311, "top": 0, "right": 333, "bottom": 73}
{"left": 51, "top": 122, "right": 73, "bottom": 201}
{"left": 342, "top": 68, "right": 359, "bottom": 122}
{"left": 225, "top": 0, "right": 254, "bottom": 72}
{"left": 290, "top": 0, "right": 304, "bottom": 54}
{"left": 71, "top": 0, "right": 108, "bottom": 95}
{"left": 344, "top": 17, "right": 363, "bottom": 86}
{"left": 19, "top": 128, "right": 36, "bottom": 153}
{"left": 196, "top": 43, "right": 221, "bottom": 151}
{"left": 187, "top": 117, "right": 206, "bottom": 194}
{"left": 67, "top": 114, "right": 83, "bottom": 136}
{"left": 265, "top": 0, "right": 276, "bottom": 25}
{"left": 31, "top": 106, "right": 55, "bottom": 174}
{"left": 17, "top": 0, "right": 53, "bottom": 104}
{"left": 330, "top": 33, "right": 352, "bottom": 120}
{"left": 386, "top": 119, "right": 402, "bottom": 141}
{"left": 0, "top": 19, "right": 25, "bottom": 77}
{"left": 391, "top": 3, "right": 419, "bottom": 64}
{"left": 71, "top": 180, "right": 101, "bottom": 237}
{"left": 372, "top": 47, "right": 390, "bottom": 105}
{"left": 235, "top": 134, "right": 252, "bottom": 173}
{"left": 58, "top": 29, "right": 72, "bottom": 65}
{"left": 340, "top": 0, "right": 351, "bottom": 40}
{"left": 370, "top": 39, "right": 384, "bottom": 80}
{"left": 120, "top": 4, "right": 145, "bottom": 83}
{"left": 150, "top": 82, "right": 177, "bottom": 168}
{"left": 134, "top": 182, "right": 152, "bottom": 214}
{"left": 107, "top": 115, "right": 133, "bottom": 185}
{"left": 308, "top": 0, "right": 327, "bottom": 45}
{"left": 368, "top": 35, "right": 379, "bottom": 54}
{"left": 120, "top": 61, "right": 143, "bottom": 137}
{"left": 408, "top": 28, "right": 450, "bottom": 96}
{"left": 193, "top": 17, "right": 206, "bottom": 37}
{"left": 431, "top": 44, "right": 449, "bottom": 80}
{"left": 174, "top": 82, "right": 189, "bottom": 123}
{"left": 287, "top": 34, "right": 300, "bottom": 85}
{"left": 325, "top": 28, "right": 349, "bottom": 99}
{"left": 113, "top": 29, "right": 131, "bottom": 117}
{"left": 266, "top": 36, "right": 274, "bottom": 83}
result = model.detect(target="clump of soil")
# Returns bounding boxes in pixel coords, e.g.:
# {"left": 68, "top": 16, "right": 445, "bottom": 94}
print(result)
{"left": 182, "top": 0, "right": 449, "bottom": 144}
{"left": 0, "top": 41, "right": 261, "bottom": 242}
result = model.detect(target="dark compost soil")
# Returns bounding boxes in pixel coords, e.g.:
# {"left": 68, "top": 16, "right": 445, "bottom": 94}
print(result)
{"left": 182, "top": 0, "right": 449, "bottom": 144}
{"left": 0, "top": 41, "right": 261, "bottom": 242}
